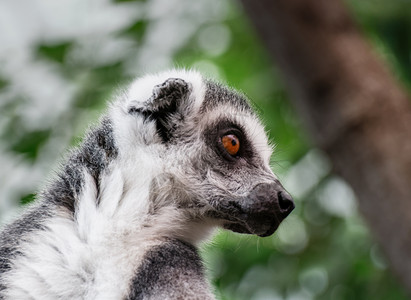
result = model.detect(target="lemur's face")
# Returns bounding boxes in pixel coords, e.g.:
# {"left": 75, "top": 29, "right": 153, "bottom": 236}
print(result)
{"left": 127, "top": 73, "right": 294, "bottom": 237}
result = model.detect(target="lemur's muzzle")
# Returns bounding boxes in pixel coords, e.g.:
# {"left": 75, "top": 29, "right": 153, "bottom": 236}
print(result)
{"left": 222, "top": 182, "right": 294, "bottom": 237}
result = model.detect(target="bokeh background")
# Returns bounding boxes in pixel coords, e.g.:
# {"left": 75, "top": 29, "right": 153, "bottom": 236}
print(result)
{"left": 0, "top": 0, "right": 410, "bottom": 299}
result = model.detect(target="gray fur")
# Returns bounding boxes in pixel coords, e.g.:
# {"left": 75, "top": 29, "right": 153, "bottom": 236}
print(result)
{"left": 201, "top": 80, "right": 253, "bottom": 113}
{"left": 127, "top": 239, "right": 211, "bottom": 300}
{"left": 42, "top": 117, "right": 118, "bottom": 212}
{"left": 0, "top": 117, "right": 118, "bottom": 297}
{"left": 42, "top": 118, "right": 118, "bottom": 213}
{"left": 0, "top": 203, "right": 52, "bottom": 293}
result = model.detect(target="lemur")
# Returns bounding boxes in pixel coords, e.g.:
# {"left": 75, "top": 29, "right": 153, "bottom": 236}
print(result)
{"left": 0, "top": 70, "right": 294, "bottom": 299}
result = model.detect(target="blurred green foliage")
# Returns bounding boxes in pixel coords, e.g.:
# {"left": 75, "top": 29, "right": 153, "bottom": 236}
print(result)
{"left": 0, "top": 0, "right": 410, "bottom": 299}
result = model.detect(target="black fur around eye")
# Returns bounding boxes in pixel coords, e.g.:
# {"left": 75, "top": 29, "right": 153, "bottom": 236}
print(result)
{"left": 204, "top": 120, "right": 256, "bottom": 165}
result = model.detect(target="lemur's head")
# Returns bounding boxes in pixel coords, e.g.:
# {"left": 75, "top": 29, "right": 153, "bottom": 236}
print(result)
{"left": 110, "top": 70, "right": 294, "bottom": 238}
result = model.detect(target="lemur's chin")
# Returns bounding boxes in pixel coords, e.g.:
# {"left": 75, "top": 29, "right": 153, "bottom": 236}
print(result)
{"left": 223, "top": 217, "right": 282, "bottom": 237}
{"left": 257, "top": 223, "right": 281, "bottom": 237}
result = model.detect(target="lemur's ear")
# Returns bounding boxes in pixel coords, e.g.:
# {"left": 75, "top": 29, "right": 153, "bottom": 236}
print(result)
{"left": 128, "top": 78, "right": 192, "bottom": 142}
{"left": 128, "top": 78, "right": 191, "bottom": 115}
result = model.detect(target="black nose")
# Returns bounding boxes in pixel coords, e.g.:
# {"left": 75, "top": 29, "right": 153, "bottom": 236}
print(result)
{"left": 237, "top": 182, "right": 295, "bottom": 237}
{"left": 246, "top": 182, "right": 295, "bottom": 222}
{"left": 277, "top": 190, "right": 294, "bottom": 218}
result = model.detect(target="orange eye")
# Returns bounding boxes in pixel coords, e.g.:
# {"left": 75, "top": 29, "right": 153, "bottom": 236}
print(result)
{"left": 221, "top": 134, "right": 240, "bottom": 156}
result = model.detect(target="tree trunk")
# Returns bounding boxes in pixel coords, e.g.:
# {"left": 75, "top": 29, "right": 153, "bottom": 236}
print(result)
{"left": 239, "top": 0, "right": 411, "bottom": 292}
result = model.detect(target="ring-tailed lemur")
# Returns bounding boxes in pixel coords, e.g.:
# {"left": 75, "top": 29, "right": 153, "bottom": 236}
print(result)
{"left": 0, "top": 70, "right": 294, "bottom": 299}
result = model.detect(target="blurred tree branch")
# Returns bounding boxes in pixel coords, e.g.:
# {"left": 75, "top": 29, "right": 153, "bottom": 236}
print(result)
{"left": 239, "top": 0, "right": 411, "bottom": 292}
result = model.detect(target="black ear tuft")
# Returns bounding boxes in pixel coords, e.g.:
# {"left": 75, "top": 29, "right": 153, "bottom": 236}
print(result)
{"left": 129, "top": 78, "right": 192, "bottom": 142}
{"left": 148, "top": 78, "right": 190, "bottom": 112}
